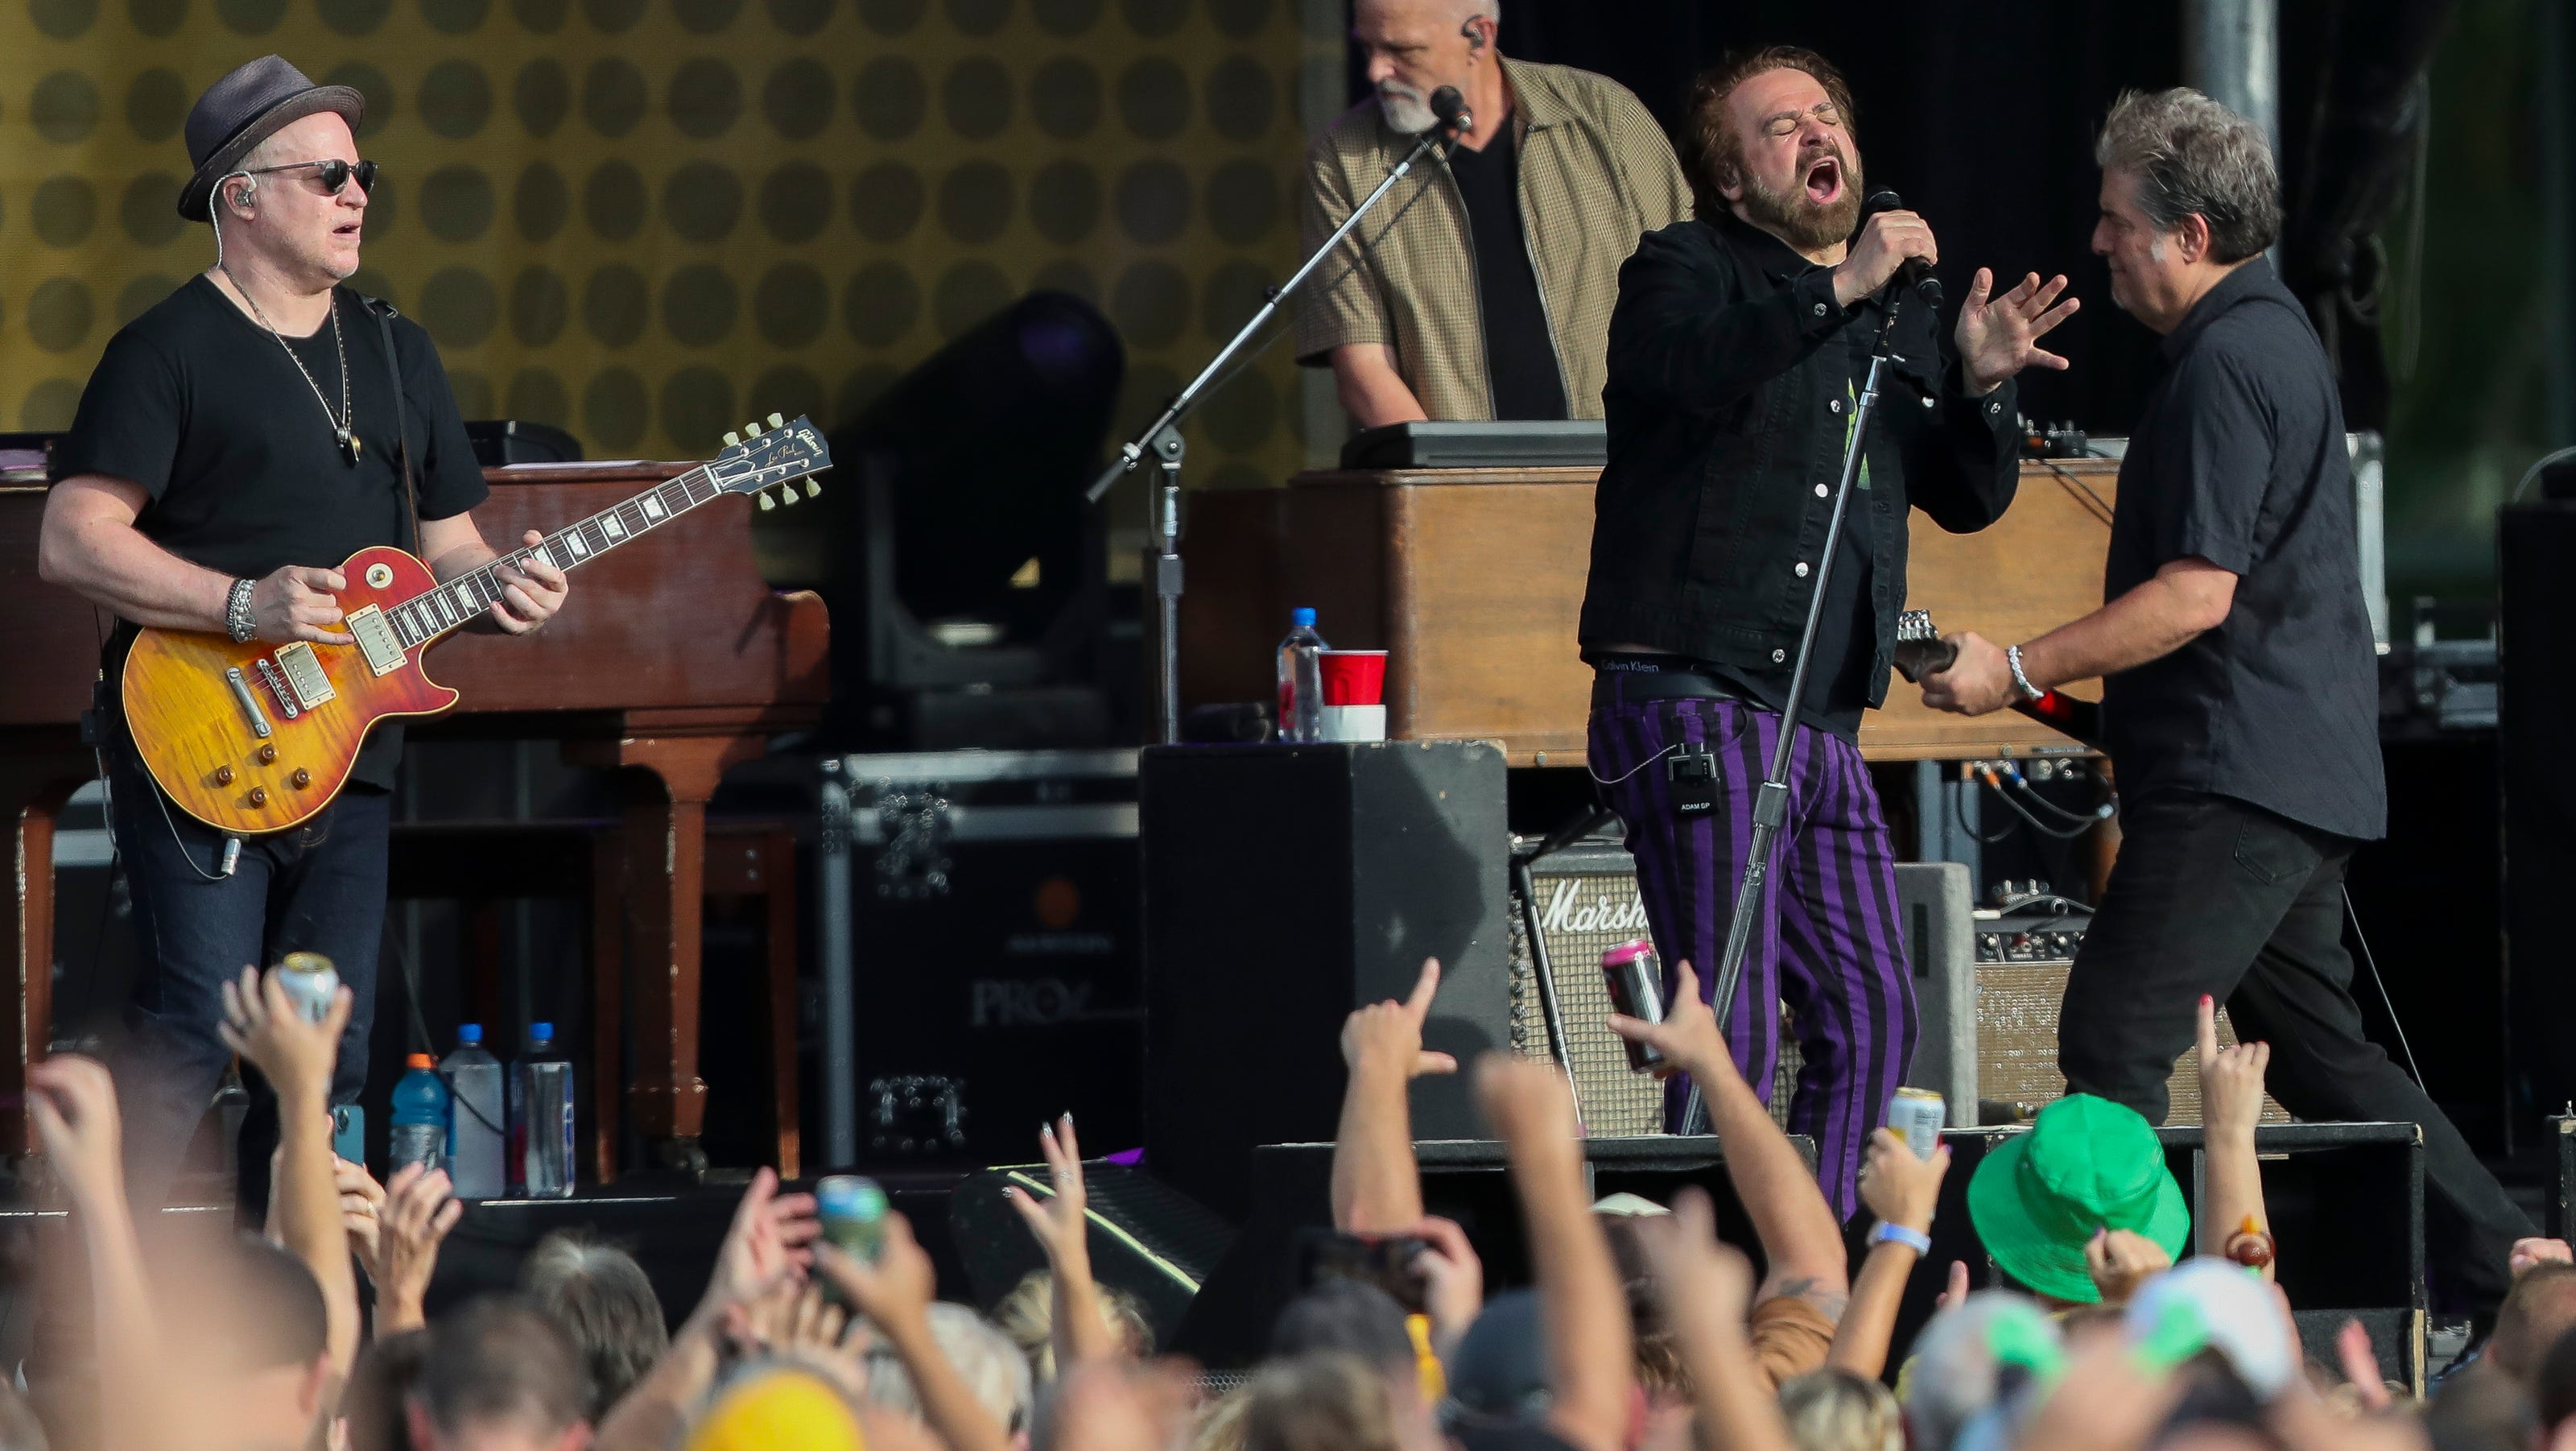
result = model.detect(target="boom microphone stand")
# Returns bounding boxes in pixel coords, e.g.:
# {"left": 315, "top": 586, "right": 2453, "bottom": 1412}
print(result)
{"left": 1680, "top": 278, "right": 1926, "bottom": 1135}
{"left": 1088, "top": 90, "right": 1472, "bottom": 743}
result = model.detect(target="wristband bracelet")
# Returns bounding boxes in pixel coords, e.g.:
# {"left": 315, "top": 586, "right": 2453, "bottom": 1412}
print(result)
{"left": 225, "top": 577, "right": 258, "bottom": 644}
{"left": 2005, "top": 644, "right": 2044, "bottom": 702}
{"left": 1869, "top": 1221, "right": 1932, "bottom": 1254}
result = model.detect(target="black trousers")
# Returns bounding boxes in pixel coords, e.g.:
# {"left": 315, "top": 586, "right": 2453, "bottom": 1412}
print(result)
{"left": 2058, "top": 789, "right": 2531, "bottom": 1315}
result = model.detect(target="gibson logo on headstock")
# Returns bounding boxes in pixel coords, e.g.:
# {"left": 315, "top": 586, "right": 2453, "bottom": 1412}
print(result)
{"left": 1540, "top": 878, "right": 1649, "bottom": 936}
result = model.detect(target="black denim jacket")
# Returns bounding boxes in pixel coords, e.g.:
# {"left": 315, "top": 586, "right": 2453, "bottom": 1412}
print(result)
{"left": 1576, "top": 210, "right": 2021, "bottom": 707}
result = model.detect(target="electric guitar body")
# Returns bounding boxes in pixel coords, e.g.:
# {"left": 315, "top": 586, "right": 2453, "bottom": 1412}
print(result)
{"left": 120, "top": 414, "right": 832, "bottom": 837}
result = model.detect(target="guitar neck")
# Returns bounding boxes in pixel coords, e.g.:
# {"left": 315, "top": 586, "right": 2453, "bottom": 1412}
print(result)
{"left": 384, "top": 464, "right": 724, "bottom": 650}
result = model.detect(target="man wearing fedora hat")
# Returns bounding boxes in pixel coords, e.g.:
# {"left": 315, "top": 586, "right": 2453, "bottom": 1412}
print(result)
{"left": 36, "top": 56, "right": 571, "bottom": 1203}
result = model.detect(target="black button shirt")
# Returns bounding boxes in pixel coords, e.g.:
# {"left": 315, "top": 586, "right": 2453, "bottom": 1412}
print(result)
{"left": 1579, "top": 210, "right": 2021, "bottom": 720}
{"left": 1444, "top": 125, "right": 1568, "bottom": 422}
{"left": 2102, "top": 258, "right": 2385, "bottom": 841}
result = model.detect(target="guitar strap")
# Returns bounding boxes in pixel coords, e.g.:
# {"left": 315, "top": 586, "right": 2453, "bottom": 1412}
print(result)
{"left": 361, "top": 294, "right": 422, "bottom": 557}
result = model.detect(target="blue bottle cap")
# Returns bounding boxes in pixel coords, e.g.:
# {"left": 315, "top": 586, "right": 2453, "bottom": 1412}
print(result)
{"left": 459, "top": 1023, "right": 483, "bottom": 1044}
{"left": 1292, "top": 606, "right": 1316, "bottom": 627}
{"left": 530, "top": 1022, "right": 553, "bottom": 1041}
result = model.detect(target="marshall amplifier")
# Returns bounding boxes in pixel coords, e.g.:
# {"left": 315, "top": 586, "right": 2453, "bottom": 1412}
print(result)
{"left": 1506, "top": 843, "right": 1972, "bottom": 1131}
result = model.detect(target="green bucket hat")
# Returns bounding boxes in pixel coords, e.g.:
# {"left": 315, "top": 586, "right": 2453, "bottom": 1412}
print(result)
{"left": 1965, "top": 1093, "right": 2190, "bottom": 1304}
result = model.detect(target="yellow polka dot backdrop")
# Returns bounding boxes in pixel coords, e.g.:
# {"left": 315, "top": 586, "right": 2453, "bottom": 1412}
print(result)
{"left": 0, "top": 0, "right": 1308, "bottom": 486}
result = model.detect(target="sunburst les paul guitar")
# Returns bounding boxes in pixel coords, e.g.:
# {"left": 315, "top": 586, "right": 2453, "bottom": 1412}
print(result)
{"left": 123, "top": 413, "right": 832, "bottom": 836}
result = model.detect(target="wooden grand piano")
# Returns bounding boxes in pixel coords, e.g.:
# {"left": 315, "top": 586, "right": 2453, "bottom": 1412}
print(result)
{"left": 0, "top": 461, "right": 828, "bottom": 1167}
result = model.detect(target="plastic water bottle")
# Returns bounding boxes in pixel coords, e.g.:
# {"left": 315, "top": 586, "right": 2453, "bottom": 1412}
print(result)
{"left": 1276, "top": 607, "right": 1329, "bottom": 744}
{"left": 510, "top": 1022, "right": 576, "bottom": 1198}
{"left": 389, "top": 1054, "right": 450, "bottom": 1176}
{"left": 442, "top": 1024, "right": 506, "bottom": 1200}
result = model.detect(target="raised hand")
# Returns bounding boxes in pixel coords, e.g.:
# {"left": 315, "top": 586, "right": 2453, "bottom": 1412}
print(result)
{"left": 1404, "top": 1215, "right": 1485, "bottom": 1354}
{"left": 1004, "top": 1113, "right": 1090, "bottom": 1267}
{"left": 1955, "top": 268, "right": 2079, "bottom": 392}
{"left": 1607, "top": 959, "right": 1735, "bottom": 1082}
{"left": 1340, "top": 958, "right": 1457, "bottom": 1081}
{"left": 1934, "top": 1259, "right": 1972, "bottom": 1312}
{"left": 2084, "top": 1227, "right": 2172, "bottom": 1306}
{"left": 338, "top": 1156, "right": 387, "bottom": 1274}
{"left": 2197, "top": 994, "right": 2270, "bottom": 1143}
{"left": 29, "top": 1055, "right": 127, "bottom": 1214}
{"left": 2512, "top": 1237, "right": 2574, "bottom": 1278}
{"left": 816, "top": 1211, "right": 939, "bottom": 1337}
{"left": 1857, "top": 1126, "right": 1950, "bottom": 1234}
{"left": 696, "top": 1167, "right": 823, "bottom": 1329}
{"left": 1476, "top": 1051, "right": 1583, "bottom": 1150}
{"left": 370, "top": 1160, "right": 463, "bottom": 1333}
{"left": 217, "top": 965, "right": 353, "bottom": 1106}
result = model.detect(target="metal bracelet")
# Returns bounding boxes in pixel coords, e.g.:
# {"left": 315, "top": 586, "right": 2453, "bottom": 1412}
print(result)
{"left": 2006, "top": 643, "right": 2044, "bottom": 701}
{"left": 226, "top": 577, "right": 258, "bottom": 643}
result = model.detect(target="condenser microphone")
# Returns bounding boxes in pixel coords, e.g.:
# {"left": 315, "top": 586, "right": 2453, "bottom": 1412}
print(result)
{"left": 1858, "top": 188, "right": 1942, "bottom": 309}
{"left": 1429, "top": 85, "right": 1472, "bottom": 136}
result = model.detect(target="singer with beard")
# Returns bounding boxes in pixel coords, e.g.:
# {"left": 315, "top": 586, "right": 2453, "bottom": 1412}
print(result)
{"left": 1578, "top": 47, "right": 2078, "bottom": 1216}
{"left": 1297, "top": 0, "right": 1692, "bottom": 427}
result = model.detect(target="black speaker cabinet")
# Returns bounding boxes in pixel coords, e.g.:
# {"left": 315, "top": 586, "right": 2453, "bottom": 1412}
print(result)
{"left": 2501, "top": 502, "right": 2576, "bottom": 1143}
{"left": 1141, "top": 742, "right": 1513, "bottom": 1219}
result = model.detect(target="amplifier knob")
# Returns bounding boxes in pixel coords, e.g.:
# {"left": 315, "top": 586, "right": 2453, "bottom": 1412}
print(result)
{"left": 214, "top": 765, "right": 234, "bottom": 786}
{"left": 248, "top": 787, "right": 269, "bottom": 807}
{"left": 258, "top": 744, "right": 279, "bottom": 764}
{"left": 291, "top": 768, "right": 312, "bottom": 789}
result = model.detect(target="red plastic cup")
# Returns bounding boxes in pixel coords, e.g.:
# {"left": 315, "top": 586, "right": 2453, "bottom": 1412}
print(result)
{"left": 1318, "top": 650, "right": 1388, "bottom": 706}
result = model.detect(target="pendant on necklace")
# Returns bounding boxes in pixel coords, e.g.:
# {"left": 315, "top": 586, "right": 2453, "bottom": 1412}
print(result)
{"left": 339, "top": 428, "right": 361, "bottom": 467}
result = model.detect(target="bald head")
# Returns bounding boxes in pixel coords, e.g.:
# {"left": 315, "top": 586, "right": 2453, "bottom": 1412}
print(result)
{"left": 2494, "top": 1263, "right": 2576, "bottom": 1380}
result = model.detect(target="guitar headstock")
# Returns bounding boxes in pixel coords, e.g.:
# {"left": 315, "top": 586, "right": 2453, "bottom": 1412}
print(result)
{"left": 709, "top": 413, "right": 834, "bottom": 510}
{"left": 1891, "top": 609, "right": 1952, "bottom": 684}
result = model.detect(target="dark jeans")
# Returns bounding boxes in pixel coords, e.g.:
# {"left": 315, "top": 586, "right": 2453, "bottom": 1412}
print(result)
{"left": 102, "top": 734, "right": 386, "bottom": 1208}
{"left": 2059, "top": 789, "right": 2532, "bottom": 1314}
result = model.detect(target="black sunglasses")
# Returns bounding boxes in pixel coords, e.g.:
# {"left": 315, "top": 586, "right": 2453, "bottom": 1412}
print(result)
{"left": 246, "top": 158, "right": 380, "bottom": 196}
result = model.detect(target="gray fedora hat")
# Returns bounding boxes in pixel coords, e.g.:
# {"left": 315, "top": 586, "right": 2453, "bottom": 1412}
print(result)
{"left": 179, "top": 56, "right": 365, "bottom": 223}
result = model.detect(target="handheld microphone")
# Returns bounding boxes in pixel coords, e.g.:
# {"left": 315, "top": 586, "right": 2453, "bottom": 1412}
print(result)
{"left": 1857, "top": 188, "right": 1942, "bottom": 309}
{"left": 1429, "top": 85, "right": 1472, "bottom": 136}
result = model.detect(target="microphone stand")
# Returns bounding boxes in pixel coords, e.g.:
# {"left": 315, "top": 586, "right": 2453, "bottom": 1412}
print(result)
{"left": 1680, "top": 282, "right": 1923, "bottom": 1135}
{"left": 1088, "top": 112, "right": 1464, "bottom": 744}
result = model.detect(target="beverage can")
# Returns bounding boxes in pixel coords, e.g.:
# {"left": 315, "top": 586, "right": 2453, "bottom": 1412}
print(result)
{"left": 818, "top": 1175, "right": 890, "bottom": 1263}
{"left": 1889, "top": 1087, "right": 1946, "bottom": 1160}
{"left": 1600, "top": 940, "right": 1667, "bottom": 1073}
{"left": 276, "top": 952, "right": 340, "bottom": 1023}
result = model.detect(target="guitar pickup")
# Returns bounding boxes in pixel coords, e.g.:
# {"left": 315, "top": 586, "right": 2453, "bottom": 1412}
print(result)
{"left": 345, "top": 604, "right": 406, "bottom": 676}
{"left": 274, "top": 641, "right": 336, "bottom": 709}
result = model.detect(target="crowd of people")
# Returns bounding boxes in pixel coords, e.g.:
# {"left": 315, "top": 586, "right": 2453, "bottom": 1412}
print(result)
{"left": 15, "top": 958, "right": 2576, "bottom": 1451}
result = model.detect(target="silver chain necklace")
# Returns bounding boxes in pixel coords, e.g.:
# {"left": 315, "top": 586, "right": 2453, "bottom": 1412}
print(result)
{"left": 223, "top": 267, "right": 360, "bottom": 467}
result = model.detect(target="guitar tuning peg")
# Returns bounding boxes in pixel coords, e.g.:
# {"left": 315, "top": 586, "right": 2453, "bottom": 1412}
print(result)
{"left": 745, "top": 419, "right": 766, "bottom": 436}
{"left": 767, "top": 412, "right": 785, "bottom": 429}
{"left": 723, "top": 430, "right": 741, "bottom": 446}
{"left": 757, "top": 490, "right": 775, "bottom": 511}
{"left": 779, "top": 484, "right": 799, "bottom": 505}
{"left": 804, "top": 479, "right": 820, "bottom": 498}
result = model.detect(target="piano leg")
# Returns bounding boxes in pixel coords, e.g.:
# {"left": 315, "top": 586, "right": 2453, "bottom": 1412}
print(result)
{"left": 572, "top": 732, "right": 763, "bottom": 1178}
{"left": 3, "top": 744, "right": 90, "bottom": 1157}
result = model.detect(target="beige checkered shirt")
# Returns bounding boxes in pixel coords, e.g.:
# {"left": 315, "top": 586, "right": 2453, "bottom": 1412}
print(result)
{"left": 1295, "top": 58, "right": 1693, "bottom": 422}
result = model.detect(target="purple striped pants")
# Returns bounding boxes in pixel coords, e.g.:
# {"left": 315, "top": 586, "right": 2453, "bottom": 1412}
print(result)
{"left": 1587, "top": 689, "right": 1915, "bottom": 1218}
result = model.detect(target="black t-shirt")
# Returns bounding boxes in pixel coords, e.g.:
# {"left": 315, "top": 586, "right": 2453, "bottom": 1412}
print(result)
{"left": 52, "top": 275, "right": 489, "bottom": 788}
{"left": 1444, "top": 125, "right": 1569, "bottom": 422}
{"left": 2103, "top": 257, "right": 2384, "bottom": 841}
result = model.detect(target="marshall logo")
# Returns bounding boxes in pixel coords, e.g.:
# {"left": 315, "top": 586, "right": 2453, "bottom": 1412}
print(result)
{"left": 1541, "top": 878, "right": 1650, "bottom": 936}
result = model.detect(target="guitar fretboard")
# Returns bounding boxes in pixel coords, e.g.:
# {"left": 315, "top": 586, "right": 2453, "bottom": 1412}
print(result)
{"left": 384, "top": 465, "right": 723, "bottom": 649}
